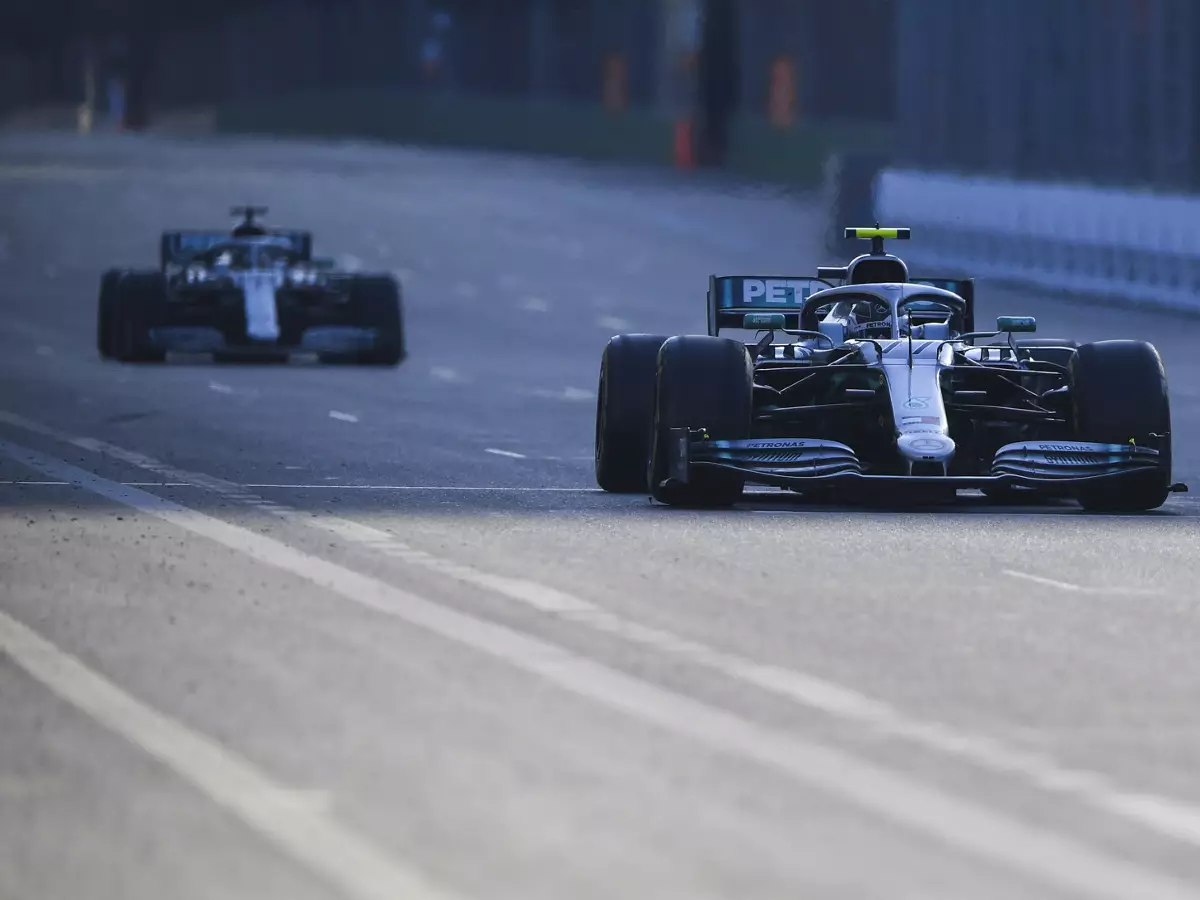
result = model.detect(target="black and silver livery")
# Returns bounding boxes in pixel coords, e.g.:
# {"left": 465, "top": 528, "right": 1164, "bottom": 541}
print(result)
{"left": 595, "top": 227, "right": 1187, "bottom": 511}
{"left": 96, "top": 207, "right": 405, "bottom": 365}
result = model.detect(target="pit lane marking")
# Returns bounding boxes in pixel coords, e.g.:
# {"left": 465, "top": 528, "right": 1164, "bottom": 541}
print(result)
{"left": 5, "top": 408, "right": 1200, "bottom": 867}
{"left": 2, "top": 435, "right": 1196, "bottom": 900}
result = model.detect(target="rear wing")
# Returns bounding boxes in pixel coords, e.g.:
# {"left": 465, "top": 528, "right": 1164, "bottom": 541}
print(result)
{"left": 159, "top": 229, "right": 313, "bottom": 268}
{"left": 706, "top": 275, "right": 834, "bottom": 335}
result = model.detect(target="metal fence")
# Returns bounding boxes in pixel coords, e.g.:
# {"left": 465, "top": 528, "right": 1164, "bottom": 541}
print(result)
{"left": 894, "top": 0, "right": 1198, "bottom": 191}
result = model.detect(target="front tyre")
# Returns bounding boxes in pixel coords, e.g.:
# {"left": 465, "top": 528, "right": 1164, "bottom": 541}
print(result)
{"left": 349, "top": 275, "right": 406, "bottom": 366}
{"left": 96, "top": 268, "right": 123, "bottom": 359}
{"left": 112, "top": 272, "right": 168, "bottom": 363}
{"left": 1070, "top": 340, "right": 1172, "bottom": 512}
{"left": 649, "top": 335, "right": 753, "bottom": 507}
{"left": 595, "top": 334, "right": 669, "bottom": 493}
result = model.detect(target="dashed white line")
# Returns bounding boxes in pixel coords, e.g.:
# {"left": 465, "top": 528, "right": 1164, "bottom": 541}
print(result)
{"left": 329, "top": 411, "right": 359, "bottom": 423}
{"left": 484, "top": 448, "right": 527, "bottom": 460}
{"left": 2, "top": 435, "right": 1196, "bottom": 900}
{"left": 0, "top": 600, "right": 454, "bottom": 900}
{"left": 526, "top": 386, "right": 594, "bottom": 402}
{"left": 597, "top": 316, "right": 630, "bottom": 332}
{"left": 209, "top": 381, "right": 234, "bottom": 395}
{"left": 429, "top": 366, "right": 466, "bottom": 383}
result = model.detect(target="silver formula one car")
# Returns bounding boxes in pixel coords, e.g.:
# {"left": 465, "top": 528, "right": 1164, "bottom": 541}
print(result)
{"left": 97, "top": 207, "right": 405, "bottom": 365}
{"left": 595, "top": 227, "right": 1187, "bottom": 511}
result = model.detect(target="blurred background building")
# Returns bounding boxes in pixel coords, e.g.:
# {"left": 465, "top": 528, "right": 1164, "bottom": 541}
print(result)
{"left": 0, "top": 0, "right": 1191, "bottom": 192}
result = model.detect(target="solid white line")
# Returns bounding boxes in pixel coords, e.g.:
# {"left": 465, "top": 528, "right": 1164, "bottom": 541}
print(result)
{"left": 240, "top": 485, "right": 600, "bottom": 492}
{"left": 208, "top": 382, "right": 234, "bottom": 395}
{"left": 1, "top": 437, "right": 1198, "bottom": 900}
{"left": 0, "top": 480, "right": 193, "bottom": 487}
{"left": 1002, "top": 569, "right": 1163, "bottom": 596}
{"left": 3, "top": 411, "right": 1200, "bottom": 854}
{"left": 329, "top": 411, "right": 359, "bottom": 423}
{"left": 0, "top": 604, "right": 454, "bottom": 900}
{"left": 484, "top": 448, "right": 527, "bottom": 460}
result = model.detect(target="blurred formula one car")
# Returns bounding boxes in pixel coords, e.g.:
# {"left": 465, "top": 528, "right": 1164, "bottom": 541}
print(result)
{"left": 595, "top": 227, "right": 1187, "bottom": 511}
{"left": 96, "top": 207, "right": 405, "bottom": 365}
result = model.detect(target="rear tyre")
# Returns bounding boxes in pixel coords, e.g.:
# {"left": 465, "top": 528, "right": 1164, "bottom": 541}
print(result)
{"left": 649, "top": 335, "right": 753, "bottom": 507}
{"left": 326, "top": 275, "right": 405, "bottom": 366}
{"left": 96, "top": 268, "right": 123, "bottom": 359}
{"left": 1070, "top": 340, "right": 1171, "bottom": 512}
{"left": 594, "top": 334, "right": 668, "bottom": 492}
{"left": 112, "top": 272, "right": 168, "bottom": 363}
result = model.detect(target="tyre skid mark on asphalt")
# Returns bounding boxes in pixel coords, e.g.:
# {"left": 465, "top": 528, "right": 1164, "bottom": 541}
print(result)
{"left": 1, "top": 434, "right": 1198, "bottom": 900}
{"left": 4, "top": 408, "right": 1200, "bottom": 859}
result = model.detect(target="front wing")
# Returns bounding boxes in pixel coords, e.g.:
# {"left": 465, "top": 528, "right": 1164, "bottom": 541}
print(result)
{"left": 146, "top": 287, "right": 380, "bottom": 355}
{"left": 661, "top": 430, "right": 1175, "bottom": 493}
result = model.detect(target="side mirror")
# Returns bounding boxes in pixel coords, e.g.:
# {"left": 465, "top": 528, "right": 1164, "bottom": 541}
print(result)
{"left": 743, "top": 312, "right": 787, "bottom": 330}
{"left": 997, "top": 316, "right": 1037, "bottom": 333}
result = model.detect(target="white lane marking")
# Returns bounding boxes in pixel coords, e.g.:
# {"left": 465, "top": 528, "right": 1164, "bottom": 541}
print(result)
{"left": 484, "top": 448, "right": 527, "bottom": 460}
{"left": 240, "top": 485, "right": 600, "bottom": 491}
{"left": 208, "top": 381, "right": 235, "bottom": 395}
{"left": 519, "top": 297, "right": 549, "bottom": 313}
{"left": 0, "top": 480, "right": 193, "bottom": 487}
{"left": 597, "top": 316, "right": 630, "bottom": 332}
{"left": 1002, "top": 569, "right": 1164, "bottom": 596}
{"left": 0, "top": 602, "right": 453, "bottom": 900}
{"left": 1, "top": 438, "right": 1195, "bottom": 900}
{"left": 429, "top": 366, "right": 467, "bottom": 383}
{"left": 5, "top": 412, "right": 1200, "bottom": 853}
{"left": 525, "top": 387, "right": 594, "bottom": 402}
{"left": 329, "top": 411, "right": 359, "bottom": 424}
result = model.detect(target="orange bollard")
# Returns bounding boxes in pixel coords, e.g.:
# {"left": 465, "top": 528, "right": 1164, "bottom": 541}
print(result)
{"left": 673, "top": 118, "right": 695, "bottom": 170}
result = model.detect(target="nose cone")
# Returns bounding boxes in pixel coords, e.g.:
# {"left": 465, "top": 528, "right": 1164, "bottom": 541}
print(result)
{"left": 897, "top": 432, "right": 956, "bottom": 474}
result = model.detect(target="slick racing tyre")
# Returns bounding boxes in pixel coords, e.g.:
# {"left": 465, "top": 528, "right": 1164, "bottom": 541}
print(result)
{"left": 112, "top": 272, "right": 168, "bottom": 363}
{"left": 649, "top": 335, "right": 753, "bottom": 507}
{"left": 595, "top": 334, "right": 669, "bottom": 493}
{"left": 96, "top": 268, "right": 123, "bottom": 359}
{"left": 1070, "top": 340, "right": 1172, "bottom": 512}
{"left": 325, "top": 275, "right": 405, "bottom": 366}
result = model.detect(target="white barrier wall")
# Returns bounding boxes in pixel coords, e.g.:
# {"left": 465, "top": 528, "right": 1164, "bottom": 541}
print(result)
{"left": 874, "top": 169, "right": 1200, "bottom": 312}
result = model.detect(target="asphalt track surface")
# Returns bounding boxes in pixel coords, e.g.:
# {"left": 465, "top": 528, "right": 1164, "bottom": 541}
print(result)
{"left": 2, "top": 131, "right": 1200, "bottom": 900}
